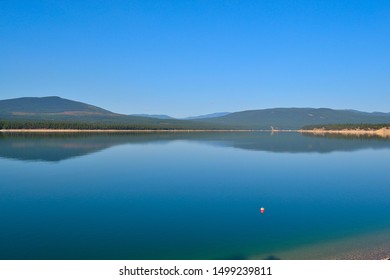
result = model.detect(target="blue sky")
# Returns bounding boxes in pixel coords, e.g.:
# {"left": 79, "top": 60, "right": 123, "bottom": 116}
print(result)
{"left": 1, "top": 0, "right": 389, "bottom": 117}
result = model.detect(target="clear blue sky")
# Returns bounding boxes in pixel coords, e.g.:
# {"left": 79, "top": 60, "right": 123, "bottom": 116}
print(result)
{"left": 1, "top": 0, "right": 389, "bottom": 117}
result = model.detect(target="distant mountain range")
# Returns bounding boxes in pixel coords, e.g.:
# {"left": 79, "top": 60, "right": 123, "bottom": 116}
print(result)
{"left": 129, "top": 112, "right": 231, "bottom": 120}
{"left": 183, "top": 112, "right": 231, "bottom": 120}
{"left": 199, "top": 108, "right": 390, "bottom": 130}
{"left": 0, "top": 97, "right": 227, "bottom": 130}
{"left": 1, "top": 96, "right": 390, "bottom": 130}
{"left": 129, "top": 114, "right": 174, "bottom": 119}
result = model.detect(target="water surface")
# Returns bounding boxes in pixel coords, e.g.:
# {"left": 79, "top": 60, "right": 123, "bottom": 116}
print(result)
{"left": 0, "top": 132, "right": 389, "bottom": 259}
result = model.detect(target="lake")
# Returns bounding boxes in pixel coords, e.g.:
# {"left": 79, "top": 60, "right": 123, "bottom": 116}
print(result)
{"left": 0, "top": 132, "right": 389, "bottom": 260}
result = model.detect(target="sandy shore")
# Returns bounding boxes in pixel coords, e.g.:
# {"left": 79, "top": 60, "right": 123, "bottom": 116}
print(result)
{"left": 299, "top": 128, "right": 390, "bottom": 138}
{"left": 250, "top": 229, "right": 390, "bottom": 260}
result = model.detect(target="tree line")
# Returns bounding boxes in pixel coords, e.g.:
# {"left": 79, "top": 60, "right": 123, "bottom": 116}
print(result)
{"left": 0, "top": 120, "right": 184, "bottom": 130}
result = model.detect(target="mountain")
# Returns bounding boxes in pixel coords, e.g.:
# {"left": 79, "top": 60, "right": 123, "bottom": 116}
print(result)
{"left": 0, "top": 96, "right": 227, "bottom": 130}
{"left": 0, "top": 96, "right": 115, "bottom": 116}
{"left": 371, "top": 112, "right": 390, "bottom": 116}
{"left": 130, "top": 114, "right": 174, "bottom": 119}
{"left": 1, "top": 97, "right": 390, "bottom": 130}
{"left": 184, "top": 112, "right": 231, "bottom": 120}
{"left": 200, "top": 108, "right": 390, "bottom": 130}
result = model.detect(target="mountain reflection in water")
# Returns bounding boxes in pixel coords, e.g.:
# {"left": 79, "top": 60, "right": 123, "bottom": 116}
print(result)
{"left": 1, "top": 132, "right": 390, "bottom": 162}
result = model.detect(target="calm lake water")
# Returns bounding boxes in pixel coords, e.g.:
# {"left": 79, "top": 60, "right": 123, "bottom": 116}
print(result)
{"left": 0, "top": 132, "right": 389, "bottom": 260}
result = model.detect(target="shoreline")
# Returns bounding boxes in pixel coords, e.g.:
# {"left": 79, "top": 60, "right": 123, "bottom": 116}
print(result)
{"left": 299, "top": 128, "right": 390, "bottom": 138}
{"left": 250, "top": 228, "right": 390, "bottom": 260}
{"left": 0, "top": 129, "right": 262, "bottom": 133}
{"left": 0, "top": 129, "right": 298, "bottom": 133}
{"left": 1, "top": 128, "right": 390, "bottom": 138}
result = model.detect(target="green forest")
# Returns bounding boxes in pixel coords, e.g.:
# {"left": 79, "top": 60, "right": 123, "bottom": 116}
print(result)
{"left": 0, "top": 120, "right": 138, "bottom": 130}
{"left": 0, "top": 120, "right": 218, "bottom": 130}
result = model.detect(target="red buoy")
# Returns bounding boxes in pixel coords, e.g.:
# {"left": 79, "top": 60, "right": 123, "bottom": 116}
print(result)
{"left": 260, "top": 207, "right": 265, "bottom": 214}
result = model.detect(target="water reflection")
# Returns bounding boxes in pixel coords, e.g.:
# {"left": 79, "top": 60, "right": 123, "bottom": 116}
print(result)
{"left": 1, "top": 132, "right": 390, "bottom": 162}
